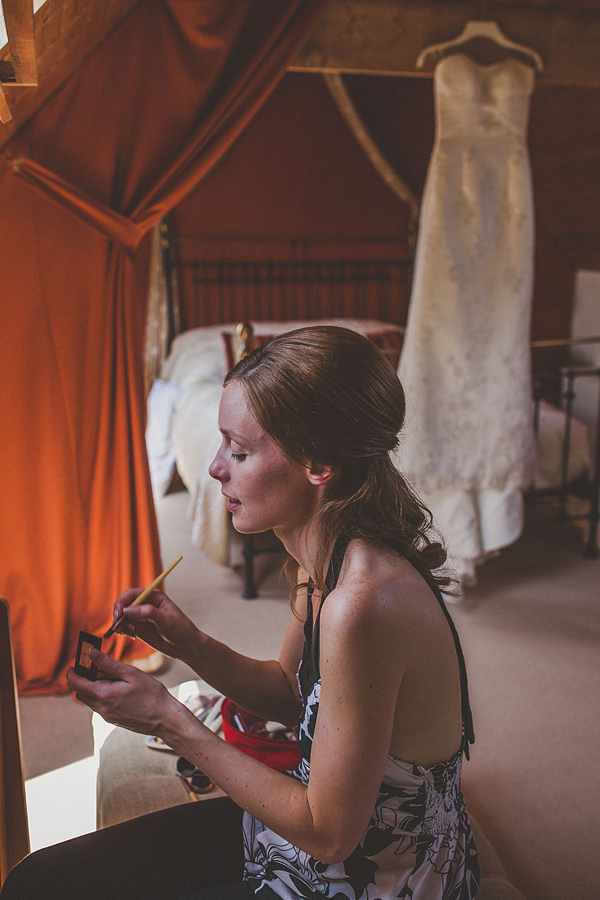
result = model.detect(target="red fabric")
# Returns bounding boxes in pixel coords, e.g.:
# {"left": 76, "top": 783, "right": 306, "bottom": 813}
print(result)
{"left": 8, "top": 0, "right": 325, "bottom": 248}
{"left": 0, "top": 0, "right": 324, "bottom": 693}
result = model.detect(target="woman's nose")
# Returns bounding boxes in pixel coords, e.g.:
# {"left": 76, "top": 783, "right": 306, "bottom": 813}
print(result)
{"left": 209, "top": 452, "right": 227, "bottom": 482}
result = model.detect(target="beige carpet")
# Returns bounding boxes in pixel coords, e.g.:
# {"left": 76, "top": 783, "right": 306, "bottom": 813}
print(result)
{"left": 18, "top": 489, "right": 600, "bottom": 900}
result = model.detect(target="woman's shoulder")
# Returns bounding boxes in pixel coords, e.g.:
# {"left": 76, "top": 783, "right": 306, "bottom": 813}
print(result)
{"left": 323, "top": 539, "right": 444, "bottom": 642}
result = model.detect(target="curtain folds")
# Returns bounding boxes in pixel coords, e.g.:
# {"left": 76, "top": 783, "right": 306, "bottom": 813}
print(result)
{"left": 9, "top": 0, "right": 325, "bottom": 248}
{"left": 8, "top": 156, "right": 143, "bottom": 249}
{"left": 0, "top": 0, "right": 324, "bottom": 693}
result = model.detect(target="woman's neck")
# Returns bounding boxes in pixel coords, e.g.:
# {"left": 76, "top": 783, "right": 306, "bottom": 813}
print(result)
{"left": 274, "top": 519, "right": 320, "bottom": 583}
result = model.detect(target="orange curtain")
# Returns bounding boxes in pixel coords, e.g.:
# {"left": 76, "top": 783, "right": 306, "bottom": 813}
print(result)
{"left": 0, "top": 0, "right": 324, "bottom": 693}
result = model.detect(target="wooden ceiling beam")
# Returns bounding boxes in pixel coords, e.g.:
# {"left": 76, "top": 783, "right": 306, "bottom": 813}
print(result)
{"left": 0, "top": 82, "right": 11, "bottom": 123}
{"left": 290, "top": 0, "right": 600, "bottom": 87}
{"left": 2, "top": 0, "right": 37, "bottom": 86}
{"left": 0, "top": 0, "right": 144, "bottom": 147}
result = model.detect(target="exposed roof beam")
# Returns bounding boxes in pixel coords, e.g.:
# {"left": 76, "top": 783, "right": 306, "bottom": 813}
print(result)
{"left": 0, "top": 81, "right": 11, "bottom": 122}
{"left": 323, "top": 72, "right": 419, "bottom": 222}
{"left": 0, "top": 0, "right": 144, "bottom": 148}
{"left": 290, "top": 0, "right": 600, "bottom": 87}
{"left": 2, "top": 0, "right": 38, "bottom": 85}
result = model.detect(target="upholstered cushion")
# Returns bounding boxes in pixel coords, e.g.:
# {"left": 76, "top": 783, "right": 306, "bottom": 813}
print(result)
{"left": 94, "top": 680, "right": 226, "bottom": 829}
{"left": 96, "top": 724, "right": 227, "bottom": 829}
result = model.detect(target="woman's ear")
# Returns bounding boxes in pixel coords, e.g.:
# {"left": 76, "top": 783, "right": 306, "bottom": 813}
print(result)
{"left": 307, "top": 462, "right": 336, "bottom": 486}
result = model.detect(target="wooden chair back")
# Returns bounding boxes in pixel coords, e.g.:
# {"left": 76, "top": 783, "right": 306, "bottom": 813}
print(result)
{"left": 0, "top": 597, "right": 29, "bottom": 885}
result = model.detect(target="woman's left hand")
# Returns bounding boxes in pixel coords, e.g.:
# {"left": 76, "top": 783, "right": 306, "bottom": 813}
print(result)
{"left": 66, "top": 648, "right": 189, "bottom": 738}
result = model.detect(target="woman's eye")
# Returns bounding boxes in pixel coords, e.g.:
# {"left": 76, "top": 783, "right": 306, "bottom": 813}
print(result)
{"left": 231, "top": 451, "right": 247, "bottom": 461}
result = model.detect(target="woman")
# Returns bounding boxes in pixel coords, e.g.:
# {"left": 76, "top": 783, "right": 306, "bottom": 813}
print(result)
{"left": 2, "top": 327, "right": 479, "bottom": 900}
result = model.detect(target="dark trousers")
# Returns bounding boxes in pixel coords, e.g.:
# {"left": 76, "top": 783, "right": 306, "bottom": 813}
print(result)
{"left": 1, "top": 796, "right": 251, "bottom": 900}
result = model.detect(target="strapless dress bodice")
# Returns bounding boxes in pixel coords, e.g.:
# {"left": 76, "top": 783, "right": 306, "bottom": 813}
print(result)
{"left": 434, "top": 53, "right": 534, "bottom": 141}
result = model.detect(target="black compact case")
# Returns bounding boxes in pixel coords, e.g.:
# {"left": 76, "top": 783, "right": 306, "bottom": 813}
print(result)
{"left": 74, "top": 631, "right": 102, "bottom": 681}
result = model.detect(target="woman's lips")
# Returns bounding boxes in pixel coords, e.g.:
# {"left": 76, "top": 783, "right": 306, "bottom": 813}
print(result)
{"left": 226, "top": 496, "right": 241, "bottom": 512}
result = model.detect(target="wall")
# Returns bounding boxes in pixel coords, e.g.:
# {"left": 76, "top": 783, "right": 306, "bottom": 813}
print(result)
{"left": 530, "top": 227, "right": 576, "bottom": 375}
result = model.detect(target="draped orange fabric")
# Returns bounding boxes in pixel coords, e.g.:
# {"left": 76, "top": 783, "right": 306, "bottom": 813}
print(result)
{"left": 0, "top": 0, "right": 324, "bottom": 693}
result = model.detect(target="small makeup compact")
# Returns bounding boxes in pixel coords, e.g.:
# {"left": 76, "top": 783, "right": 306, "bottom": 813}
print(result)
{"left": 74, "top": 631, "right": 102, "bottom": 681}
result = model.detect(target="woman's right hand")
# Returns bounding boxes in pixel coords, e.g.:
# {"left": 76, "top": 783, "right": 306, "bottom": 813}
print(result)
{"left": 111, "top": 588, "right": 200, "bottom": 661}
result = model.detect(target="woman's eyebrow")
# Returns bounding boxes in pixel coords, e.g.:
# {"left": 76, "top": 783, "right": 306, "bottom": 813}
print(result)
{"left": 219, "top": 427, "right": 250, "bottom": 445}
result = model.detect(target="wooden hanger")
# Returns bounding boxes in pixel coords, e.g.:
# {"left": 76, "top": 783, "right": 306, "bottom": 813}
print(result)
{"left": 416, "top": 20, "right": 544, "bottom": 73}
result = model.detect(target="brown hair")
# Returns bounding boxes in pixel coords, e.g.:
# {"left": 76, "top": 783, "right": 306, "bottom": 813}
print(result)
{"left": 224, "top": 326, "right": 449, "bottom": 596}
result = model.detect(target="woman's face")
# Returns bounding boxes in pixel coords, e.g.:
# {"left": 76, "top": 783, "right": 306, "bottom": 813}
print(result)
{"left": 209, "top": 382, "right": 321, "bottom": 536}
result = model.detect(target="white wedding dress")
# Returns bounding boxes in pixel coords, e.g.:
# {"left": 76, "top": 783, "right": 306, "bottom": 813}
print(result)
{"left": 397, "top": 53, "right": 537, "bottom": 587}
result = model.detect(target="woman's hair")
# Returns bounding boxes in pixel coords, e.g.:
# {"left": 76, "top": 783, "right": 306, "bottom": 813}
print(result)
{"left": 224, "top": 326, "right": 450, "bottom": 597}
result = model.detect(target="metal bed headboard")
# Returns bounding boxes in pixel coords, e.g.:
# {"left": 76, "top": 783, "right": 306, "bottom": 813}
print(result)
{"left": 163, "top": 231, "right": 411, "bottom": 332}
{"left": 184, "top": 257, "right": 409, "bottom": 325}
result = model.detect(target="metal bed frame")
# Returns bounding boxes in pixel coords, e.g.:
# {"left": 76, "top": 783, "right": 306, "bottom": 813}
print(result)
{"left": 529, "top": 337, "right": 600, "bottom": 559}
{"left": 177, "top": 257, "right": 410, "bottom": 327}
{"left": 232, "top": 323, "right": 284, "bottom": 599}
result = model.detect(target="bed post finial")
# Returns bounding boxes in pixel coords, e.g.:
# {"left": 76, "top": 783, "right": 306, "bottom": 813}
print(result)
{"left": 235, "top": 322, "right": 254, "bottom": 361}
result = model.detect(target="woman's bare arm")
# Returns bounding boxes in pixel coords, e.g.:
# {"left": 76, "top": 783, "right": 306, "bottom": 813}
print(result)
{"left": 180, "top": 601, "right": 306, "bottom": 725}
{"left": 156, "top": 579, "right": 407, "bottom": 863}
{"left": 69, "top": 575, "right": 409, "bottom": 864}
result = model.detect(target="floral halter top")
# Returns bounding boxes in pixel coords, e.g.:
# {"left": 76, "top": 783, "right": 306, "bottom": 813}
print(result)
{"left": 243, "top": 537, "right": 480, "bottom": 900}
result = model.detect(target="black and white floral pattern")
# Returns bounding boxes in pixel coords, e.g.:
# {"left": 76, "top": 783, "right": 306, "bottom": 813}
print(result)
{"left": 243, "top": 676, "right": 479, "bottom": 900}
{"left": 244, "top": 539, "right": 479, "bottom": 899}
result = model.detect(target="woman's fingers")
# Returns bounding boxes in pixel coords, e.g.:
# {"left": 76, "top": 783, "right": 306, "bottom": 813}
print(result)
{"left": 67, "top": 652, "right": 176, "bottom": 736}
{"left": 108, "top": 590, "right": 194, "bottom": 659}
{"left": 110, "top": 592, "right": 165, "bottom": 638}
{"left": 91, "top": 648, "right": 131, "bottom": 679}
{"left": 110, "top": 593, "right": 134, "bottom": 628}
{"left": 67, "top": 653, "right": 127, "bottom": 702}
{"left": 121, "top": 601, "right": 156, "bottom": 621}
{"left": 120, "top": 601, "right": 170, "bottom": 640}
{"left": 112, "top": 586, "right": 163, "bottom": 620}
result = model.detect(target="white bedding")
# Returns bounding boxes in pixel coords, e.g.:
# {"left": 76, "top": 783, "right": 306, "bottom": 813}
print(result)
{"left": 533, "top": 400, "right": 592, "bottom": 490}
{"left": 154, "top": 320, "right": 404, "bottom": 565}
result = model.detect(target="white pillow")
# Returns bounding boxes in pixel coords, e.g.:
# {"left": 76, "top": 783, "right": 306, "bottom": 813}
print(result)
{"left": 145, "top": 379, "right": 183, "bottom": 499}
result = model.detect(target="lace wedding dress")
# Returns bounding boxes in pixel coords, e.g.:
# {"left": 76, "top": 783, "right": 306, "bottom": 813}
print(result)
{"left": 397, "top": 53, "right": 537, "bottom": 586}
